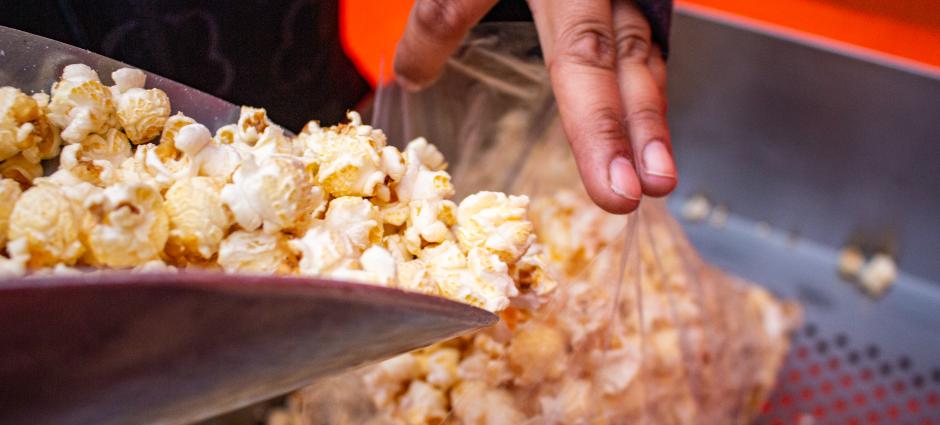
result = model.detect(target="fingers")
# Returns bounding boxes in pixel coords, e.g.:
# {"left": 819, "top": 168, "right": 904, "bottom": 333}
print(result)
{"left": 612, "top": 0, "right": 676, "bottom": 197}
{"left": 394, "top": 0, "right": 499, "bottom": 90}
{"left": 529, "top": 0, "right": 641, "bottom": 214}
{"left": 647, "top": 44, "right": 667, "bottom": 96}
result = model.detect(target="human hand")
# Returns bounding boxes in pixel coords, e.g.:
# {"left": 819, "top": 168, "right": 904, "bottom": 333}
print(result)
{"left": 394, "top": 0, "right": 677, "bottom": 214}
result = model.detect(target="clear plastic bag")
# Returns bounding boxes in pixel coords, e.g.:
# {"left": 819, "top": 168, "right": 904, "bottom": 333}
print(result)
{"left": 267, "top": 23, "right": 799, "bottom": 425}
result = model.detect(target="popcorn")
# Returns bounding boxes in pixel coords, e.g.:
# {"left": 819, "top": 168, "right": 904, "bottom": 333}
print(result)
{"left": 218, "top": 230, "right": 293, "bottom": 274}
{"left": 5, "top": 63, "right": 550, "bottom": 324}
{"left": 0, "top": 178, "right": 23, "bottom": 249}
{"left": 8, "top": 182, "right": 85, "bottom": 267}
{"left": 859, "top": 253, "right": 897, "bottom": 297}
{"left": 397, "top": 380, "right": 448, "bottom": 425}
{"left": 0, "top": 238, "right": 31, "bottom": 276}
{"left": 236, "top": 106, "right": 270, "bottom": 145}
{"left": 324, "top": 191, "right": 799, "bottom": 425}
{"left": 58, "top": 129, "right": 132, "bottom": 186}
{"left": 451, "top": 381, "right": 525, "bottom": 425}
{"left": 174, "top": 123, "right": 242, "bottom": 179}
{"left": 324, "top": 196, "right": 382, "bottom": 250}
{"left": 394, "top": 138, "right": 450, "bottom": 203}
{"left": 300, "top": 111, "right": 386, "bottom": 197}
{"left": 363, "top": 352, "right": 424, "bottom": 409}
{"left": 838, "top": 245, "right": 865, "bottom": 279}
{"left": 110, "top": 68, "right": 146, "bottom": 93}
{"left": 157, "top": 112, "right": 197, "bottom": 157}
{"left": 290, "top": 223, "right": 358, "bottom": 276}
{"left": 214, "top": 124, "right": 237, "bottom": 145}
{"left": 221, "top": 155, "right": 315, "bottom": 233}
{"left": 240, "top": 125, "right": 293, "bottom": 164}
{"left": 456, "top": 191, "right": 534, "bottom": 263}
{"left": 0, "top": 153, "right": 43, "bottom": 186}
{"left": 0, "top": 87, "right": 57, "bottom": 163}
{"left": 419, "top": 241, "right": 511, "bottom": 311}
{"left": 164, "top": 177, "right": 232, "bottom": 260}
{"left": 84, "top": 183, "right": 169, "bottom": 267}
{"left": 402, "top": 200, "right": 456, "bottom": 255}
{"left": 48, "top": 64, "right": 116, "bottom": 144}
{"left": 111, "top": 69, "right": 171, "bottom": 144}
{"left": 506, "top": 322, "right": 566, "bottom": 386}
{"left": 359, "top": 245, "right": 397, "bottom": 285}
{"left": 425, "top": 347, "right": 460, "bottom": 390}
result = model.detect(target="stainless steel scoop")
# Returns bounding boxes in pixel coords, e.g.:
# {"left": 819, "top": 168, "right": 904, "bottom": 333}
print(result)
{"left": 0, "top": 26, "right": 496, "bottom": 425}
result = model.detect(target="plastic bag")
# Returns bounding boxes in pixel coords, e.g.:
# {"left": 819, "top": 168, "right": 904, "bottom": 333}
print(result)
{"left": 267, "top": 23, "right": 799, "bottom": 425}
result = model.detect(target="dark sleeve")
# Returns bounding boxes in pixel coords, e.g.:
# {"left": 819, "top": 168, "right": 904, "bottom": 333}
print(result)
{"left": 481, "top": 0, "right": 674, "bottom": 58}
{"left": 635, "top": 0, "right": 673, "bottom": 57}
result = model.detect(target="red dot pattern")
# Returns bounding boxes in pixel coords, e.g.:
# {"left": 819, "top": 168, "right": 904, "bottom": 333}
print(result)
{"left": 757, "top": 323, "right": 940, "bottom": 425}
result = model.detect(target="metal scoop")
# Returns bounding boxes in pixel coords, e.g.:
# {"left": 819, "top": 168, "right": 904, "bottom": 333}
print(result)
{"left": 0, "top": 26, "right": 496, "bottom": 424}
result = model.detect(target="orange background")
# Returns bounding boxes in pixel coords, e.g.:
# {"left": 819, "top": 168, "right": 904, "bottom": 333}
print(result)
{"left": 339, "top": 0, "right": 940, "bottom": 86}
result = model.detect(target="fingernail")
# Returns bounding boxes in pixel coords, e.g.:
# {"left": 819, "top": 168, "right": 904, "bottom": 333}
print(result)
{"left": 609, "top": 156, "right": 642, "bottom": 200}
{"left": 642, "top": 140, "right": 676, "bottom": 178}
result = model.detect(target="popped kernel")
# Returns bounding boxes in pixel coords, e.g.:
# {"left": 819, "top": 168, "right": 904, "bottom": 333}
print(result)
{"left": 419, "top": 241, "right": 510, "bottom": 311}
{"left": 0, "top": 86, "right": 57, "bottom": 162}
{"left": 58, "top": 129, "right": 131, "bottom": 186}
{"left": 174, "top": 123, "right": 242, "bottom": 179}
{"left": 451, "top": 381, "right": 525, "bottom": 425}
{"left": 456, "top": 191, "right": 534, "bottom": 263}
{"left": 155, "top": 112, "right": 196, "bottom": 160}
{"left": 218, "top": 230, "right": 293, "bottom": 274}
{"left": 47, "top": 64, "right": 116, "bottom": 144}
{"left": 0, "top": 239, "right": 29, "bottom": 276}
{"left": 0, "top": 153, "right": 43, "bottom": 186}
{"left": 398, "top": 380, "right": 448, "bottom": 425}
{"left": 236, "top": 106, "right": 270, "bottom": 145}
{"left": 0, "top": 178, "right": 23, "bottom": 249}
{"left": 111, "top": 69, "right": 171, "bottom": 144}
{"left": 221, "top": 155, "right": 315, "bottom": 233}
{"left": 359, "top": 245, "right": 397, "bottom": 285}
{"left": 300, "top": 111, "right": 385, "bottom": 197}
{"left": 507, "top": 322, "right": 567, "bottom": 385}
{"left": 394, "top": 137, "right": 450, "bottom": 203}
{"left": 84, "top": 183, "right": 169, "bottom": 267}
{"left": 403, "top": 200, "right": 455, "bottom": 255}
{"left": 290, "top": 222, "right": 358, "bottom": 275}
{"left": 8, "top": 182, "right": 85, "bottom": 267}
{"left": 324, "top": 196, "right": 382, "bottom": 250}
{"left": 214, "top": 124, "right": 237, "bottom": 145}
{"left": 363, "top": 353, "right": 425, "bottom": 409}
{"left": 164, "top": 176, "right": 231, "bottom": 260}
{"left": 239, "top": 125, "right": 293, "bottom": 164}
{"left": 425, "top": 347, "right": 460, "bottom": 390}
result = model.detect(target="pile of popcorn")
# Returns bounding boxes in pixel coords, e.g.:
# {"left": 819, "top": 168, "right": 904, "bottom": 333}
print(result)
{"left": 270, "top": 191, "right": 801, "bottom": 425}
{"left": 0, "top": 63, "right": 553, "bottom": 313}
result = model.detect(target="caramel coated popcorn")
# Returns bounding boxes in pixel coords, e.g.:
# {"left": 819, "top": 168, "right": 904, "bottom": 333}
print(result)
{"left": 0, "top": 63, "right": 549, "bottom": 314}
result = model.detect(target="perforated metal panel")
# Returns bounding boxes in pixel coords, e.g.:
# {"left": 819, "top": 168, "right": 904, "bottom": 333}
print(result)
{"left": 667, "top": 9, "right": 940, "bottom": 425}
{"left": 761, "top": 322, "right": 940, "bottom": 424}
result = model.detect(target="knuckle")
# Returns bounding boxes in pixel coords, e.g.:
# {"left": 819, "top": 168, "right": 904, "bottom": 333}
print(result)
{"left": 413, "top": 0, "right": 468, "bottom": 40}
{"left": 550, "top": 19, "right": 616, "bottom": 72}
{"left": 614, "top": 26, "right": 651, "bottom": 63}
{"left": 626, "top": 102, "right": 664, "bottom": 126}
{"left": 590, "top": 107, "right": 627, "bottom": 143}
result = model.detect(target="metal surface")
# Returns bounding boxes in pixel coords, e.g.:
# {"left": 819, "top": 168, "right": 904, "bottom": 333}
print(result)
{"left": 667, "top": 10, "right": 940, "bottom": 423}
{"left": 0, "top": 25, "right": 240, "bottom": 132}
{"left": 0, "top": 272, "right": 495, "bottom": 425}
